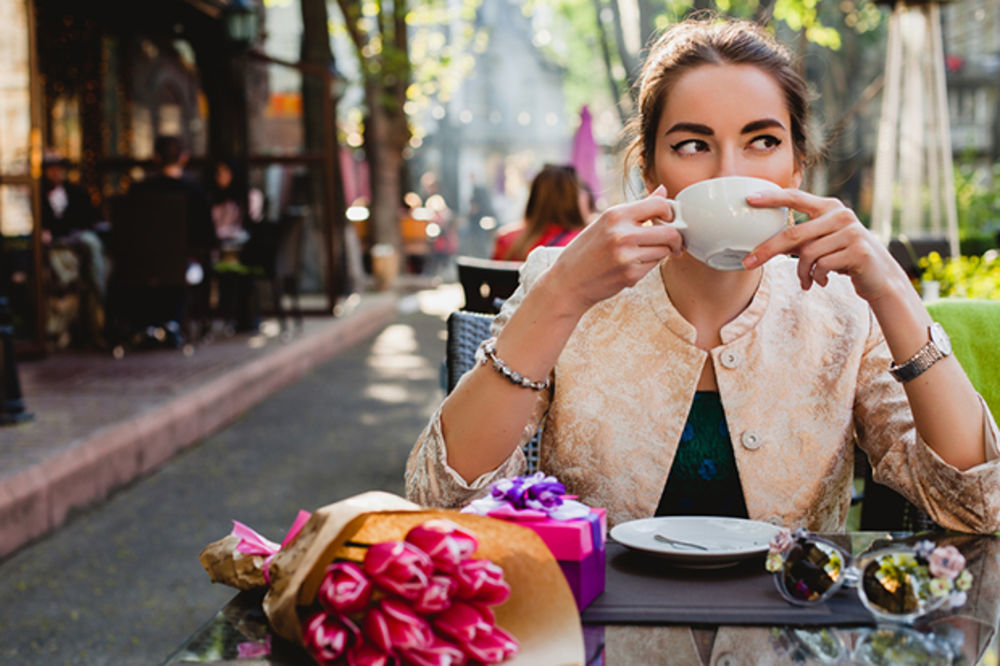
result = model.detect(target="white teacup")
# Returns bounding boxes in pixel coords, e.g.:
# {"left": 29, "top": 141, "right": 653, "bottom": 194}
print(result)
{"left": 657, "top": 176, "right": 788, "bottom": 271}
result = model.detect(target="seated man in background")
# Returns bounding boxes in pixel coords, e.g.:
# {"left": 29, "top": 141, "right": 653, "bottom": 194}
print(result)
{"left": 41, "top": 150, "right": 107, "bottom": 348}
{"left": 124, "top": 135, "right": 218, "bottom": 347}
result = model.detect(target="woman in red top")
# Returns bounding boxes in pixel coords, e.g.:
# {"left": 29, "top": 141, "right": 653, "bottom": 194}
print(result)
{"left": 491, "top": 164, "right": 587, "bottom": 261}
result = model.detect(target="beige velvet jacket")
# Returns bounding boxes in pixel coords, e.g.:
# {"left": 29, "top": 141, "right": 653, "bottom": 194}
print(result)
{"left": 406, "top": 248, "right": 1000, "bottom": 532}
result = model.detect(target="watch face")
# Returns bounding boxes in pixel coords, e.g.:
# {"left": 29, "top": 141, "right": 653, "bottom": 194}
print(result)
{"left": 930, "top": 322, "right": 952, "bottom": 355}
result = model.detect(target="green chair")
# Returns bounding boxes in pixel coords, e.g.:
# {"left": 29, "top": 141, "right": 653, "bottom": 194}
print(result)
{"left": 926, "top": 299, "right": 1000, "bottom": 422}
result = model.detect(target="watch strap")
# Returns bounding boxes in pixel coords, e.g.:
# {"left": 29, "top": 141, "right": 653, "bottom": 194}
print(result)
{"left": 889, "top": 325, "right": 949, "bottom": 382}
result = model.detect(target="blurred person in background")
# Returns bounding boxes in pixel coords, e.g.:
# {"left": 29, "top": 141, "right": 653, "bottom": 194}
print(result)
{"left": 491, "top": 164, "right": 587, "bottom": 261}
{"left": 208, "top": 159, "right": 248, "bottom": 244}
{"left": 127, "top": 135, "right": 218, "bottom": 347}
{"left": 41, "top": 149, "right": 107, "bottom": 347}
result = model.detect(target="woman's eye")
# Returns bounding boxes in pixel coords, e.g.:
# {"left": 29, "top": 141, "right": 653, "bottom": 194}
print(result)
{"left": 670, "top": 139, "right": 709, "bottom": 156}
{"left": 749, "top": 135, "right": 781, "bottom": 151}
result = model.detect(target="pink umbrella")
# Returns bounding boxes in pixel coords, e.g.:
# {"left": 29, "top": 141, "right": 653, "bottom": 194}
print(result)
{"left": 570, "top": 105, "right": 601, "bottom": 197}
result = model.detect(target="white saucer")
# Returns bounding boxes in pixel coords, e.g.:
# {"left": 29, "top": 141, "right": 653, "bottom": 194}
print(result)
{"left": 610, "top": 516, "right": 782, "bottom": 568}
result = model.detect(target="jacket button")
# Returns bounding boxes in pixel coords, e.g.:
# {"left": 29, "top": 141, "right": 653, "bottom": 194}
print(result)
{"left": 720, "top": 349, "right": 741, "bottom": 369}
{"left": 740, "top": 430, "right": 761, "bottom": 450}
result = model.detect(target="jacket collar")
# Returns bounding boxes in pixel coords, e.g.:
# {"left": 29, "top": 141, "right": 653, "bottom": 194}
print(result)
{"left": 636, "top": 258, "right": 776, "bottom": 345}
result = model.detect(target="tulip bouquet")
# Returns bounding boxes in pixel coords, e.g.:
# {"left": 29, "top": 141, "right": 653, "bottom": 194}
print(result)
{"left": 201, "top": 491, "right": 584, "bottom": 666}
{"left": 300, "top": 519, "right": 518, "bottom": 665}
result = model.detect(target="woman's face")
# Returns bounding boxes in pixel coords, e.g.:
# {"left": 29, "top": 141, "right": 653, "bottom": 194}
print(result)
{"left": 646, "top": 63, "right": 802, "bottom": 196}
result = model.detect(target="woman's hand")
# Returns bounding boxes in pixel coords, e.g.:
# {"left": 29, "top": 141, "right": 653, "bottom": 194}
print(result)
{"left": 742, "top": 188, "right": 908, "bottom": 303}
{"left": 546, "top": 185, "right": 685, "bottom": 314}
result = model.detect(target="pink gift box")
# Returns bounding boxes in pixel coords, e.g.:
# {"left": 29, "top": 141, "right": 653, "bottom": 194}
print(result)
{"left": 519, "top": 508, "right": 607, "bottom": 560}
{"left": 518, "top": 508, "right": 606, "bottom": 610}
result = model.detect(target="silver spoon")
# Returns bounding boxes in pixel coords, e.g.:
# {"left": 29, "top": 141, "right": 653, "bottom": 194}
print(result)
{"left": 654, "top": 533, "right": 709, "bottom": 551}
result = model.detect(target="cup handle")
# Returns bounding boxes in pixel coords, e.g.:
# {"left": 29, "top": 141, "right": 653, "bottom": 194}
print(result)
{"left": 658, "top": 199, "right": 687, "bottom": 230}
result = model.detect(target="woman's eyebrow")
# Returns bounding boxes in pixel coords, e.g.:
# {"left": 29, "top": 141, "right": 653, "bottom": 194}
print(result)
{"left": 741, "top": 118, "right": 786, "bottom": 134}
{"left": 664, "top": 122, "right": 713, "bottom": 136}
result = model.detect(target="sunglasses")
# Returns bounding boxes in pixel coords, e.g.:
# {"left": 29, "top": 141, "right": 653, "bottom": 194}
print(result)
{"left": 766, "top": 529, "right": 973, "bottom": 624}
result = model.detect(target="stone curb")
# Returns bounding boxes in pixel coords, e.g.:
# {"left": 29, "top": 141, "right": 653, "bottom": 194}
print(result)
{"left": 0, "top": 293, "right": 399, "bottom": 559}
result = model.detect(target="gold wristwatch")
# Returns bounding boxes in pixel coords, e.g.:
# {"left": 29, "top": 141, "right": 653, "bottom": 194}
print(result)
{"left": 888, "top": 322, "right": 952, "bottom": 382}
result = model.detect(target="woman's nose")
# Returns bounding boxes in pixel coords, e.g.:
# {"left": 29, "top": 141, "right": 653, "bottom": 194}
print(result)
{"left": 713, "top": 149, "right": 739, "bottom": 179}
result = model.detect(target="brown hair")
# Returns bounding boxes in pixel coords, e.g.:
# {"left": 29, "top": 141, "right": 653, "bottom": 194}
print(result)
{"left": 503, "top": 164, "right": 586, "bottom": 261}
{"left": 624, "top": 15, "right": 815, "bottom": 185}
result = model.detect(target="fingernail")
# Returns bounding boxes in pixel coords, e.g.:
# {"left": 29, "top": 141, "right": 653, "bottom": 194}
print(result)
{"left": 652, "top": 184, "right": 666, "bottom": 197}
{"left": 746, "top": 192, "right": 764, "bottom": 202}
{"left": 743, "top": 254, "right": 758, "bottom": 269}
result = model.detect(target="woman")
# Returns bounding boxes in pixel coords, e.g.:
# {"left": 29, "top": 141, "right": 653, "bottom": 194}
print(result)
{"left": 407, "top": 17, "right": 1000, "bottom": 533}
{"left": 491, "top": 164, "right": 587, "bottom": 261}
{"left": 208, "top": 159, "right": 246, "bottom": 242}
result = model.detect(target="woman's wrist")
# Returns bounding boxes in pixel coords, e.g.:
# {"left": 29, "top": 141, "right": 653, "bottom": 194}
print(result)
{"left": 534, "top": 258, "right": 594, "bottom": 321}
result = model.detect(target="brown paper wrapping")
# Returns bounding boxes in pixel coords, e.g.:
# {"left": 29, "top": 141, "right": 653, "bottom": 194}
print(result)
{"left": 201, "top": 490, "right": 584, "bottom": 666}
{"left": 199, "top": 534, "right": 270, "bottom": 590}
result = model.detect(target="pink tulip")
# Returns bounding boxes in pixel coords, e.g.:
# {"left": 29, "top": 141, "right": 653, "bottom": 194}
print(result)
{"left": 363, "top": 598, "right": 434, "bottom": 655}
{"left": 464, "top": 625, "right": 519, "bottom": 664}
{"left": 405, "top": 520, "right": 479, "bottom": 573}
{"left": 346, "top": 639, "right": 397, "bottom": 666}
{"left": 363, "top": 541, "right": 433, "bottom": 600}
{"left": 318, "top": 561, "right": 373, "bottom": 614}
{"left": 452, "top": 558, "right": 511, "bottom": 605}
{"left": 434, "top": 602, "right": 518, "bottom": 664}
{"left": 302, "top": 611, "right": 360, "bottom": 665}
{"left": 929, "top": 545, "right": 966, "bottom": 580}
{"left": 413, "top": 575, "right": 455, "bottom": 614}
{"left": 399, "top": 635, "right": 467, "bottom": 666}
{"left": 432, "top": 601, "right": 496, "bottom": 644}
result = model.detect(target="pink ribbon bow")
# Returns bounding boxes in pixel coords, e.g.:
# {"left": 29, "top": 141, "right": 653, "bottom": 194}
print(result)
{"left": 231, "top": 509, "right": 312, "bottom": 584}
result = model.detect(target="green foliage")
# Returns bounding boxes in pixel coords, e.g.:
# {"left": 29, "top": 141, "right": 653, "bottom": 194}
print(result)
{"left": 953, "top": 160, "right": 1000, "bottom": 238}
{"left": 919, "top": 251, "right": 1000, "bottom": 300}
{"left": 522, "top": 0, "right": 885, "bottom": 135}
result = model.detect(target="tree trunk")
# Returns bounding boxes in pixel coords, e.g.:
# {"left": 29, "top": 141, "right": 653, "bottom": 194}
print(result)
{"left": 637, "top": 0, "right": 658, "bottom": 49}
{"left": 301, "top": 0, "right": 348, "bottom": 301}
{"left": 591, "top": 0, "right": 628, "bottom": 127}
{"left": 368, "top": 102, "right": 402, "bottom": 249}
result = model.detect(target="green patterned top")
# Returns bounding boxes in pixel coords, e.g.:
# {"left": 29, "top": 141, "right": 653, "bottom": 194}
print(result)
{"left": 655, "top": 391, "right": 749, "bottom": 518}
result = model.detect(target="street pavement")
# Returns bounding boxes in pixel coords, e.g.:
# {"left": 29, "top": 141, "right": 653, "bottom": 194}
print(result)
{"left": 0, "top": 284, "right": 463, "bottom": 665}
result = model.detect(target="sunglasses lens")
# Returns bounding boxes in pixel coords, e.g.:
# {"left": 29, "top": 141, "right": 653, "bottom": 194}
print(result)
{"left": 859, "top": 551, "right": 931, "bottom": 619}
{"left": 781, "top": 539, "right": 844, "bottom": 603}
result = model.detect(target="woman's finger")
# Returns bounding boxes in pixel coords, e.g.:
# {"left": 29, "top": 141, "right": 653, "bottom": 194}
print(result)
{"left": 809, "top": 248, "right": 856, "bottom": 288}
{"left": 794, "top": 231, "right": 850, "bottom": 289}
{"left": 617, "top": 190, "right": 677, "bottom": 226}
{"left": 746, "top": 188, "right": 844, "bottom": 219}
{"left": 745, "top": 201, "right": 864, "bottom": 268}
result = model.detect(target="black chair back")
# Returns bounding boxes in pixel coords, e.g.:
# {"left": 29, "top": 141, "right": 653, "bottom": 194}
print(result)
{"left": 456, "top": 256, "right": 521, "bottom": 314}
{"left": 240, "top": 214, "right": 306, "bottom": 328}
{"left": 858, "top": 460, "right": 938, "bottom": 532}
{"left": 888, "top": 236, "right": 951, "bottom": 280}
{"left": 108, "top": 193, "right": 188, "bottom": 288}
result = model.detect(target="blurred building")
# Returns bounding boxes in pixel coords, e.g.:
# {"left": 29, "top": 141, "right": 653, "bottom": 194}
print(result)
{"left": 412, "top": 0, "right": 572, "bottom": 254}
{"left": 0, "top": 0, "right": 345, "bottom": 352}
{"left": 942, "top": 0, "right": 1000, "bottom": 160}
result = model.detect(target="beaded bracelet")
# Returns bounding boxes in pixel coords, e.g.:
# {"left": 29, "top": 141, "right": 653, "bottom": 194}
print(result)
{"left": 477, "top": 337, "right": 551, "bottom": 391}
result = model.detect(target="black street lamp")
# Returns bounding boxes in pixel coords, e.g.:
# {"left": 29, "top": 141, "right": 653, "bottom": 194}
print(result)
{"left": 224, "top": 0, "right": 259, "bottom": 48}
{"left": 0, "top": 297, "right": 32, "bottom": 425}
